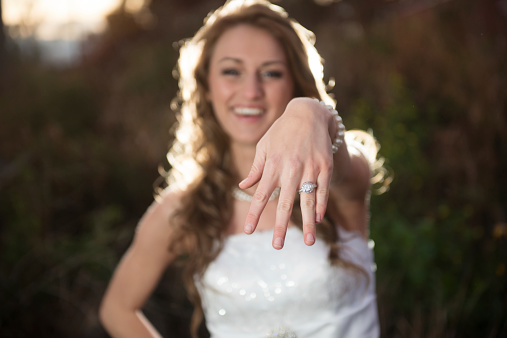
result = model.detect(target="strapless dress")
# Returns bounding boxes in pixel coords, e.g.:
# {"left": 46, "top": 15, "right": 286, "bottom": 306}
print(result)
{"left": 196, "top": 226, "right": 379, "bottom": 337}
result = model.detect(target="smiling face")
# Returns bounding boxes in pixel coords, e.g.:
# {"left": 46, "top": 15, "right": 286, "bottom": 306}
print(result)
{"left": 207, "top": 24, "right": 295, "bottom": 147}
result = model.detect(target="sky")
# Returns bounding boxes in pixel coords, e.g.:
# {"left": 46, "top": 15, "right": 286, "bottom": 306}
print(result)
{"left": 3, "top": 0, "right": 143, "bottom": 40}
{"left": 3, "top": 0, "right": 146, "bottom": 65}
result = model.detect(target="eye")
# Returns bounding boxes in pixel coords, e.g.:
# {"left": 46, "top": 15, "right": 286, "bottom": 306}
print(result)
{"left": 221, "top": 68, "right": 240, "bottom": 76}
{"left": 262, "top": 70, "right": 283, "bottom": 79}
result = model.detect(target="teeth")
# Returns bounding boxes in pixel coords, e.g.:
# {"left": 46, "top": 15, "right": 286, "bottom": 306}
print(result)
{"left": 234, "top": 107, "right": 263, "bottom": 116}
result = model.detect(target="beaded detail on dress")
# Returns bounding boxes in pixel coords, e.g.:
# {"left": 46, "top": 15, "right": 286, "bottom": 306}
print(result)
{"left": 196, "top": 227, "right": 379, "bottom": 338}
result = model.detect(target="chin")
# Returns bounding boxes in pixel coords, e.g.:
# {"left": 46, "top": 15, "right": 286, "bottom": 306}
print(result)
{"left": 233, "top": 136, "right": 262, "bottom": 147}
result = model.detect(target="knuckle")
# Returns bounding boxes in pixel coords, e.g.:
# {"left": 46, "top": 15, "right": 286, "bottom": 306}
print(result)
{"left": 302, "top": 198, "right": 316, "bottom": 209}
{"left": 316, "top": 199, "right": 327, "bottom": 211}
{"left": 255, "top": 141, "right": 264, "bottom": 151}
{"left": 317, "top": 188, "right": 328, "bottom": 198}
{"left": 325, "top": 163, "right": 334, "bottom": 175}
{"left": 316, "top": 194, "right": 327, "bottom": 211}
{"left": 277, "top": 199, "right": 293, "bottom": 213}
{"left": 264, "top": 158, "right": 278, "bottom": 173}
{"left": 320, "top": 159, "right": 333, "bottom": 176}
{"left": 287, "top": 158, "right": 304, "bottom": 179}
{"left": 253, "top": 191, "right": 269, "bottom": 203}
{"left": 304, "top": 220, "right": 316, "bottom": 229}
{"left": 250, "top": 164, "right": 260, "bottom": 174}
{"left": 316, "top": 199, "right": 326, "bottom": 211}
{"left": 287, "top": 157, "right": 303, "bottom": 171}
{"left": 303, "top": 216, "right": 316, "bottom": 230}
{"left": 273, "top": 225, "right": 287, "bottom": 237}
{"left": 246, "top": 210, "right": 259, "bottom": 220}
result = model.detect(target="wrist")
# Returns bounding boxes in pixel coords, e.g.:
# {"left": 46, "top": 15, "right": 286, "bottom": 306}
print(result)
{"left": 285, "top": 97, "right": 331, "bottom": 126}
{"left": 313, "top": 98, "right": 346, "bottom": 153}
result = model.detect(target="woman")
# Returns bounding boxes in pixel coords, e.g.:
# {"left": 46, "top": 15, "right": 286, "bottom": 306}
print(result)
{"left": 100, "top": 0, "right": 385, "bottom": 337}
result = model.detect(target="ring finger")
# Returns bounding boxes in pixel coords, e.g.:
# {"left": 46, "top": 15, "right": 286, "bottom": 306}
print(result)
{"left": 299, "top": 180, "right": 317, "bottom": 246}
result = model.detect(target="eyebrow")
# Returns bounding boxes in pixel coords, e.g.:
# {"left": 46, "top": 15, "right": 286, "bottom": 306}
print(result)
{"left": 217, "top": 57, "right": 287, "bottom": 67}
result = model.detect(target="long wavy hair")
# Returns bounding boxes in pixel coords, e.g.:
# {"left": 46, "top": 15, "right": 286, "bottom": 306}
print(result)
{"left": 159, "top": 0, "right": 387, "bottom": 336}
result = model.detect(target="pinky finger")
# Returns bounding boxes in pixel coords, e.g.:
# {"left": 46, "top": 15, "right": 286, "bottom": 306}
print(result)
{"left": 315, "top": 174, "right": 331, "bottom": 224}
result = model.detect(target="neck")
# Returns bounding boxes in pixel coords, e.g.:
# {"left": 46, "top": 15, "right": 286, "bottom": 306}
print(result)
{"left": 230, "top": 141, "right": 257, "bottom": 181}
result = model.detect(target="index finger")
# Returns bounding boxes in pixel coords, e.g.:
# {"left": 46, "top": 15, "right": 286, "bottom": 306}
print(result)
{"left": 243, "top": 182, "right": 278, "bottom": 235}
{"left": 243, "top": 160, "right": 278, "bottom": 235}
{"left": 239, "top": 143, "right": 266, "bottom": 190}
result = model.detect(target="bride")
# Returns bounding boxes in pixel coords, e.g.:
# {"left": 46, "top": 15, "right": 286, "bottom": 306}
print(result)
{"left": 100, "top": 0, "right": 385, "bottom": 337}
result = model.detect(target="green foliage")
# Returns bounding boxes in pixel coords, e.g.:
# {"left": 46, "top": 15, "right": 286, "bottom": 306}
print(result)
{"left": 371, "top": 207, "right": 506, "bottom": 337}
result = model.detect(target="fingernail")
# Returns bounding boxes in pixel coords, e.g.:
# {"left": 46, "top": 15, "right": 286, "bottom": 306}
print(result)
{"left": 306, "top": 233, "right": 315, "bottom": 245}
{"left": 316, "top": 213, "right": 322, "bottom": 223}
{"left": 273, "top": 237, "right": 283, "bottom": 249}
{"left": 239, "top": 177, "right": 248, "bottom": 186}
{"left": 244, "top": 223, "right": 253, "bottom": 234}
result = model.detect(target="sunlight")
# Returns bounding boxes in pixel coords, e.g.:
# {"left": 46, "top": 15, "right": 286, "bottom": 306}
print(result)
{"left": 3, "top": 0, "right": 127, "bottom": 39}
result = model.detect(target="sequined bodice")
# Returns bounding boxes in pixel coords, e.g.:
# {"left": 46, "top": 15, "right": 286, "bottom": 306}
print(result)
{"left": 196, "top": 227, "right": 379, "bottom": 338}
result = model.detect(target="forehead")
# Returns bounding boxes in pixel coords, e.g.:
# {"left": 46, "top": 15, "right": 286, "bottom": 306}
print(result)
{"left": 210, "top": 24, "right": 287, "bottom": 64}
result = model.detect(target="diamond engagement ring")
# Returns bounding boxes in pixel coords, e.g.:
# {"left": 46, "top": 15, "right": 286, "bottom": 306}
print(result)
{"left": 298, "top": 182, "right": 317, "bottom": 194}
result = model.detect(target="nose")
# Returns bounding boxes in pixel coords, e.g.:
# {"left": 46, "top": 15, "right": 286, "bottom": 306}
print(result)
{"left": 242, "top": 74, "right": 263, "bottom": 99}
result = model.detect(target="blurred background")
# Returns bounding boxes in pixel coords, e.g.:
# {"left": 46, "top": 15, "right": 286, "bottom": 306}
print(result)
{"left": 0, "top": 0, "right": 506, "bottom": 337}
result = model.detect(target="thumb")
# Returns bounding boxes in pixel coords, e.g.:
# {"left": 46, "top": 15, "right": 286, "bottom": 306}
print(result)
{"left": 238, "top": 147, "right": 266, "bottom": 189}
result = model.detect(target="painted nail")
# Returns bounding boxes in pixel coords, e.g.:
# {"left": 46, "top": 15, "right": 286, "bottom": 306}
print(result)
{"left": 273, "top": 237, "right": 283, "bottom": 249}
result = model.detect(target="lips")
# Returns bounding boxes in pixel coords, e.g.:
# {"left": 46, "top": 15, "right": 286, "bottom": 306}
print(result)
{"left": 233, "top": 107, "right": 264, "bottom": 116}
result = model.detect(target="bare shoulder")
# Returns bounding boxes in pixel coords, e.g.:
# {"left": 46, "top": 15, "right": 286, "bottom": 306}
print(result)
{"left": 330, "top": 130, "right": 377, "bottom": 237}
{"left": 334, "top": 131, "right": 374, "bottom": 202}
{"left": 132, "top": 188, "right": 185, "bottom": 262}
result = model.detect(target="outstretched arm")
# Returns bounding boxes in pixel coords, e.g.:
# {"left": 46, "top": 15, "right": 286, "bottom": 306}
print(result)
{"left": 239, "top": 97, "right": 366, "bottom": 249}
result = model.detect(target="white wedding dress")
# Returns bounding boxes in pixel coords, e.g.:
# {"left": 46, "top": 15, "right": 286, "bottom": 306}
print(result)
{"left": 196, "top": 226, "right": 379, "bottom": 338}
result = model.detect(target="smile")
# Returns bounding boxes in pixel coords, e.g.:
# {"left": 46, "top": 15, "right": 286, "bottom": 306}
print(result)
{"left": 233, "top": 107, "right": 264, "bottom": 116}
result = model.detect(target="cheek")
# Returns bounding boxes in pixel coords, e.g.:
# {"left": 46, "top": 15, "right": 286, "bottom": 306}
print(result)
{"left": 285, "top": 77, "right": 296, "bottom": 99}
{"left": 208, "top": 79, "right": 232, "bottom": 106}
{"left": 207, "top": 69, "right": 222, "bottom": 103}
{"left": 207, "top": 88, "right": 229, "bottom": 126}
{"left": 273, "top": 80, "right": 295, "bottom": 106}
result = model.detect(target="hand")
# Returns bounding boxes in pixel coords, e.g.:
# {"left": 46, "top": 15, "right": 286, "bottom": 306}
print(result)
{"left": 239, "top": 97, "right": 335, "bottom": 249}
